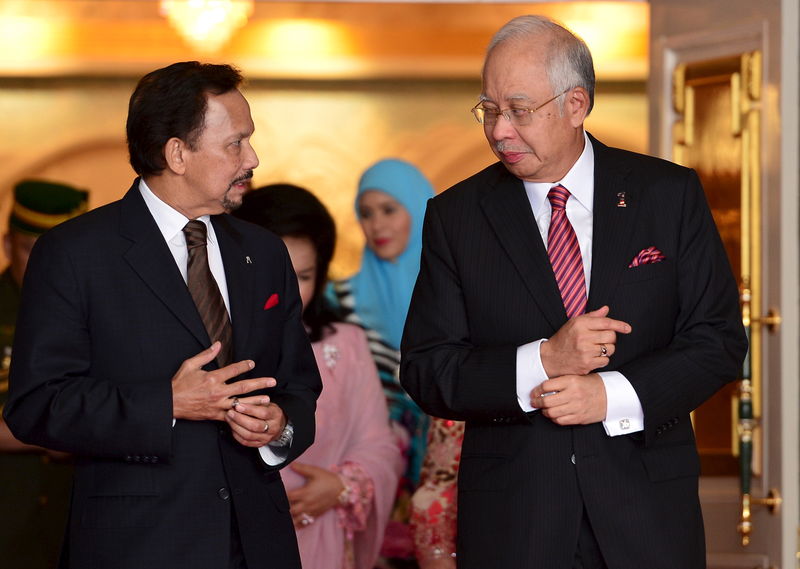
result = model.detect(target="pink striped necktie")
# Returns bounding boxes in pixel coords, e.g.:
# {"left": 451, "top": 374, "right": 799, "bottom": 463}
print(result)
{"left": 547, "top": 185, "right": 587, "bottom": 318}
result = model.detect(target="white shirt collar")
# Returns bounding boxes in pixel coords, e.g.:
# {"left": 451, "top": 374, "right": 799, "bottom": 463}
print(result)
{"left": 524, "top": 130, "right": 595, "bottom": 217}
{"left": 138, "top": 178, "right": 215, "bottom": 245}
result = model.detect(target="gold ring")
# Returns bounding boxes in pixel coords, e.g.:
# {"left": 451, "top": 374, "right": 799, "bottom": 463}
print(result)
{"left": 263, "top": 422, "right": 270, "bottom": 433}
{"left": 600, "top": 344, "right": 608, "bottom": 357}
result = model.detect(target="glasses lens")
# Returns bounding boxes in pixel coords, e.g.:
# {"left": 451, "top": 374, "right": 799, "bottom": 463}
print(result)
{"left": 513, "top": 109, "right": 532, "bottom": 127}
{"left": 473, "top": 106, "right": 500, "bottom": 126}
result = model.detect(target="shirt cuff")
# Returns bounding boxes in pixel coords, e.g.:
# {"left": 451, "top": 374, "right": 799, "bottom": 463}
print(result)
{"left": 599, "top": 371, "right": 644, "bottom": 436}
{"left": 259, "top": 444, "right": 289, "bottom": 466}
{"left": 516, "top": 339, "right": 549, "bottom": 412}
{"left": 259, "top": 421, "right": 294, "bottom": 465}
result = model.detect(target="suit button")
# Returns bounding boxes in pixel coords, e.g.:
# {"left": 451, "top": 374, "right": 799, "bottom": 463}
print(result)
{"left": 218, "top": 487, "right": 230, "bottom": 501}
{"left": 124, "top": 455, "right": 133, "bottom": 463}
{"left": 570, "top": 453, "right": 576, "bottom": 465}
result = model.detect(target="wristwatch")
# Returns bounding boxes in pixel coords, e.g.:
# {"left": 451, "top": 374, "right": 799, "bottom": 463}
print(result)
{"left": 270, "top": 421, "right": 294, "bottom": 448}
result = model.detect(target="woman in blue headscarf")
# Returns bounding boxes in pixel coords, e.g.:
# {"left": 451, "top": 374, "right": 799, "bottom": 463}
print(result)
{"left": 328, "top": 158, "right": 434, "bottom": 566}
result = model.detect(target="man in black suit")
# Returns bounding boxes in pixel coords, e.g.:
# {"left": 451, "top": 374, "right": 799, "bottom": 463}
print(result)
{"left": 4, "top": 62, "right": 321, "bottom": 569}
{"left": 400, "top": 15, "right": 747, "bottom": 569}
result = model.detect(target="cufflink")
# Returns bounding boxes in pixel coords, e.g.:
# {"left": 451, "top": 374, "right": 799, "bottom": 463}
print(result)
{"left": 619, "top": 418, "right": 630, "bottom": 430}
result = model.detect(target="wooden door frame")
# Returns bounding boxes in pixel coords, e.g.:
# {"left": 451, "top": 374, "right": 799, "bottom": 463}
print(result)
{"left": 649, "top": 0, "right": 799, "bottom": 566}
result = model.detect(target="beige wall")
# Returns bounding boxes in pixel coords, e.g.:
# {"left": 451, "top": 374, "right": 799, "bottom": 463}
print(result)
{"left": 0, "top": 77, "right": 645, "bottom": 277}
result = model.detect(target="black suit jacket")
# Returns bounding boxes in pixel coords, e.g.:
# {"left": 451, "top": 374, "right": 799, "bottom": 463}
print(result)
{"left": 400, "top": 136, "right": 747, "bottom": 569}
{"left": 4, "top": 182, "right": 322, "bottom": 569}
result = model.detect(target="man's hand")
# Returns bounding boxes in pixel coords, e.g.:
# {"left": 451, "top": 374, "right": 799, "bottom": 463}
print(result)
{"left": 171, "top": 342, "right": 275, "bottom": 422}
{"left": 286, "top": 462, "right": 346, "bottom": 528}
{"left": 530, "top": 373, "right": 607, "bottom": 425}
{"left": 225, "top": 399, "right": 287, "bottom": 448}
{"left": 540, "top": 306, "right": 631, "bottom": 378}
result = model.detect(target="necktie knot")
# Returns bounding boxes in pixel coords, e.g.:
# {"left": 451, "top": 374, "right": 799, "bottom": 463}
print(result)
{"left": 183, "top": 220, "right": 207, "bottom": 249}
{"left": 547, "top": 185, "right": 570, "bottom": 211}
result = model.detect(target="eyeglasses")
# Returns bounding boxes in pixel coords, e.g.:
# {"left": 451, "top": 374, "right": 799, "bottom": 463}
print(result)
{"left": 471, "top": 89, "right": 570, "bottom": 127}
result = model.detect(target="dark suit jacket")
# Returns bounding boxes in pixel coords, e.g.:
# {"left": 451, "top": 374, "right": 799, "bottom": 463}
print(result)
{"left": 400, "top": 136, "right": 747, "bottom": 569}
{"left": 4, "top": 182, "right": 322, "bottom": 569}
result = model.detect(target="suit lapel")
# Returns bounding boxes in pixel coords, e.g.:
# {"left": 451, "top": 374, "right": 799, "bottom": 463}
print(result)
{"left": 119, "top": 182, "right": 210, "bottom": 349}
{"left": 480, "top": 167, "right": 566, "bottom": 330}
{"left": 587, "top": 136, "right": 638, "bottom": 309}
{"left": 212, "top": 215, "right": 254, "bottom": 362}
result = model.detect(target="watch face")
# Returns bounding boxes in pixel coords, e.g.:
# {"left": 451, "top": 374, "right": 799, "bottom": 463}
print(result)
{"left": 274, "top": 422, "right": 293, "bottom": 447}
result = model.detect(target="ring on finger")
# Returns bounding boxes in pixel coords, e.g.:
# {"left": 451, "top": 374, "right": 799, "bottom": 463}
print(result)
{"left": 300, "top": 513, "right": 314, "bottom": 526}
{"left": 599, "top": 344, "right": 608, "bottom": 357}
{"left": 263, "top": 422, "right": 270, "bottom": 433}
{"left": 231, "top": 397, "right": 240, "bottom": 409}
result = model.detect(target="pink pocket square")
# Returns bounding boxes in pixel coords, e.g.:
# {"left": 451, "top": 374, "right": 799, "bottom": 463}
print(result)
{"left": 628, "top": 246, "right": 666, "bottom": 268}
{"left": 263, "top": 293, "right": 279, "bottom": 310}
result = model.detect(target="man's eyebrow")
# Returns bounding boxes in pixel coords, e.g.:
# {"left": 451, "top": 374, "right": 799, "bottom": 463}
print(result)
{"left": 478, "top": 94, "right": 533, "bottom": 104}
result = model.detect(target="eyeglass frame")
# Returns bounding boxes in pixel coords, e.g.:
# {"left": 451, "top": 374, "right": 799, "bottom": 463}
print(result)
{"left": 470, "top": 89, "right": 571, "bottom": 127}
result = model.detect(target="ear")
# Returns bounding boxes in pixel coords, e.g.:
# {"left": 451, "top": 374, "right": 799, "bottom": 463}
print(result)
{"left": 565, "top": 87, "right": 591, "bottom": 127}
{"left": 163, "top": 137, "right": 188, "bottom": 175}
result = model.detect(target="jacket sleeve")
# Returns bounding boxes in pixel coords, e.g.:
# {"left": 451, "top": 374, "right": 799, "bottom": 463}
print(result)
{"left": 617, "top": 170, "right": 747, "bottom": 444}
{"left": 400, "top": 199, "right": 524, "bottom": 422}
{"left": 3, "top": 230, "right": 174, "bottom": 458}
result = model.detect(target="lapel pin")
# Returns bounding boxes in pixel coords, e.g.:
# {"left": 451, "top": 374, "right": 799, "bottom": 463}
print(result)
{"left": 616, "top": 192, "right": 627, "bottom": 208}
{"left": 245, "top": 256, "right": 252, "bottom": 264}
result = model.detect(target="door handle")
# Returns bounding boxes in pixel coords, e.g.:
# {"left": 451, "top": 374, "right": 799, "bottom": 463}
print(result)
{"left": 737, "top": 378, "right": 781, "bottom": 546}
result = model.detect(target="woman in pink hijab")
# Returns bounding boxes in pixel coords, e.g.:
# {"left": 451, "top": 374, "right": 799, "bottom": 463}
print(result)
{"left": 234, "top": 184, "right": 403, "bottom": 569}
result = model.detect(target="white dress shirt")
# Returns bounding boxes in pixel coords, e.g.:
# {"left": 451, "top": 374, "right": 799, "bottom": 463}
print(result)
{"left": 139, "top": 179, "right": 287, "bottom": 463}
{"left": 514, "top": 132, "right": 644, "bottom": 436}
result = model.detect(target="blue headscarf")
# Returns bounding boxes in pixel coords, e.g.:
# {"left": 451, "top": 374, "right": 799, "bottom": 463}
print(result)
{"left": 349, "top": 158, "right": 435, "bottom": 349}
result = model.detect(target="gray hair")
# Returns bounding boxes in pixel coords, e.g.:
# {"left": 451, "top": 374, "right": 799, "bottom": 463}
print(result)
{"left": 485, "top": 15, "right": 595, "bottom": 115}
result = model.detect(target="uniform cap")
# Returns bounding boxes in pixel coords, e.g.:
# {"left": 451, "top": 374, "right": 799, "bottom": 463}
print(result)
{"left": 9, "top": 179, "right": 89, "bottom": 235}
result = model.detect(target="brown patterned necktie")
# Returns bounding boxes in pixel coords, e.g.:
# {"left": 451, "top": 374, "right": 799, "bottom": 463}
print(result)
{"left": 183, "top": 219, "right": 233, "bottom": 367}
{"left": 547, "top": 185, "right": 587, "bottom": 318}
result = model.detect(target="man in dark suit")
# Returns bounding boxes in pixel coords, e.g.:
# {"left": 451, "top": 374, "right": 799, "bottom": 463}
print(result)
{"left": 4, "top": 62, "right": 321, "bottom": 569}
{"left": 400, "top": 15, "right": 747, "bottom": 569}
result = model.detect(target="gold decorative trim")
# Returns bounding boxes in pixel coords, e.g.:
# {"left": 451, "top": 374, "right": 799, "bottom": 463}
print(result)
{"left": 12, "top": 201, "right": 88, "bottom": 230}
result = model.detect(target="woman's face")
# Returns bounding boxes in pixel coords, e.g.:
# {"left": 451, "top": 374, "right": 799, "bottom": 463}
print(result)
{"left": 357, "top": 190, "right": 412, "bottom": 263}
{"left": 282, "top": 235, "right": 317, "bottom": 312}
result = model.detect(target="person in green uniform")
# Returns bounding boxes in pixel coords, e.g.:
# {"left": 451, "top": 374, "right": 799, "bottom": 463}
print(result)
{"left": 0, "top": 179, "right": 88, "bottom": 569}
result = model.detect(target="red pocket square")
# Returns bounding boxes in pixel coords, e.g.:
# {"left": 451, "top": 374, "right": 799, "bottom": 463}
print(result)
{"left": 263, "top": 293, "right": 279, "bottom": 310}
{"left": 629, "top": 246, "right": 666, "bottom": 268}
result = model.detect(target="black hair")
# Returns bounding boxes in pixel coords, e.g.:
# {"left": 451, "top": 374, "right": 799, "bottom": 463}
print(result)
{"left": 233, "top": 184, "right": 339, "bottom": 341}
{"left": 126, "top": 61, "right": 243, "bottom": 177}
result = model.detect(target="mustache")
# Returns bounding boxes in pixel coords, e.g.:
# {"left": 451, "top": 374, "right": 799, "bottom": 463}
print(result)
{"left": 231, "top": 171, "right": 254, "bottom": 186}
{"left": 495, "top": 141, "right": 529, "bottom": 154}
